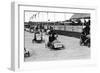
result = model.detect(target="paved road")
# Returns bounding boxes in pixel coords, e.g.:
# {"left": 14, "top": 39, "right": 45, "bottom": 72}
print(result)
{"left": 24, "top": 31, "right": 90, "bottom": 62}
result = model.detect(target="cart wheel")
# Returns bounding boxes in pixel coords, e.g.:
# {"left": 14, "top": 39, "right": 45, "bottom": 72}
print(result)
{"left": 32, "top": 39, "right": 35, "bottom": 43}
{"left": 28, "top": 51, "right": 30, "bottom": 57}
{"left": 87, "top": 44, "right": 90, "bottom": 47}
{"left": 80, "top": 40, "right": 83, "bottom": 46}
{"left": 62, "top": 45, "right": 65, "bottom": 49}
{"left": 49, "top": 45, "right": 53, "bottom": 49}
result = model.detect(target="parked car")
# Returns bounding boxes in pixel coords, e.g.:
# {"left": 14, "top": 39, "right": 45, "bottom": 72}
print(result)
{"left": 47, "top": 40, "right": 64, "bottom": 50}
{"left": 32, "top": 31, "right": 44, "bottom": 43}
{"left": 24, "top": 48, "right": 30, "bottom": 57}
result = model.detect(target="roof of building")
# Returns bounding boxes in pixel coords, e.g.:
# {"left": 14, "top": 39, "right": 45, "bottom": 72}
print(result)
{"left": 70, "top": 13, "right": 90, "bottom": 19}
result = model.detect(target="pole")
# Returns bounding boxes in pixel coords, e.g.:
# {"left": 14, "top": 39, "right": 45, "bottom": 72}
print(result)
{"left": 64, "top": 13, "right": 66, "bottom": 31}
{"left": 54, "top": 13, "right": 55, "bottom": 30}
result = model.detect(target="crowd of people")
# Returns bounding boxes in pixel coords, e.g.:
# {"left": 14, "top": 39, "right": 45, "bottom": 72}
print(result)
{"left": 80, "top": 20, "right": 90, "bottom": 47}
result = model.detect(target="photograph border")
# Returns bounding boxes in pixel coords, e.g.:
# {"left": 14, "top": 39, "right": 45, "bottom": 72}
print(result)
{"left": 11, "top": 2, "right": 97, "bottom": 71}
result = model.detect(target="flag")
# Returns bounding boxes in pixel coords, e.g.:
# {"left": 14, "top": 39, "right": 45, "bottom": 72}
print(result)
{"left": 30, "top": 14, "right": 37, "bottom": 20}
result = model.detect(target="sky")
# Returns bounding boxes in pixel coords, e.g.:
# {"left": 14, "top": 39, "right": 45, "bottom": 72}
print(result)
{"left": 25, "top": 12, "right": 73, "bottom": 22}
